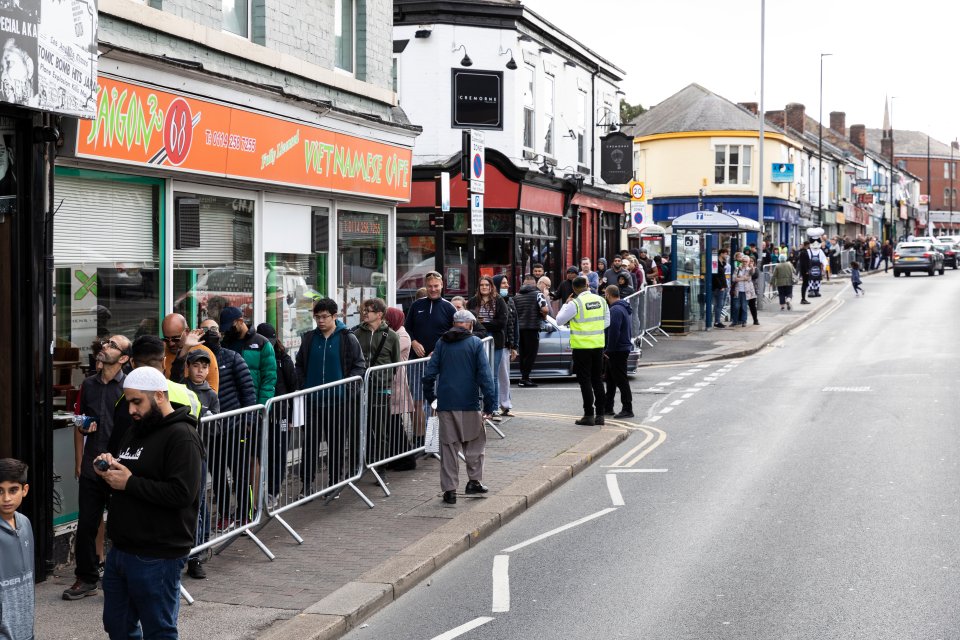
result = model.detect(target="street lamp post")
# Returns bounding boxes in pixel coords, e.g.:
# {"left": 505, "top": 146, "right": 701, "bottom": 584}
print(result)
{"left": 818, "top": 53, "right": 831, "bottom": 228}
{"left": 951, "top": 139, "right": 955, "bottom": 232}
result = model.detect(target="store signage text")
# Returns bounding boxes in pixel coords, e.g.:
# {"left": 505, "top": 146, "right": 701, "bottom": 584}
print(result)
{"left": 77, "top": 78, "right": 413, "bottom": 201}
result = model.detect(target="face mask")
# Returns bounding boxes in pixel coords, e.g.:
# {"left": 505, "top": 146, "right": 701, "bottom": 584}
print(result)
{"left": 224, "top": 327, "right": 241, "bottom": 341}
{"left": 500, "top": 289, "right": 508, "bottom": 297}
{"left": 202, "top": 329, "right": 221, "bottom": 350}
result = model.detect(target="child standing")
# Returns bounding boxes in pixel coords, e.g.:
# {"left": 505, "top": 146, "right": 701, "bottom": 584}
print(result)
{"left": 0, "top": 458, "right": 33, "bottom": 640}
{"left": 183, "top": 350, "right": 218, "bottom": 581}
{"left": 851, "top": 261, "right": 864, "bottom": 296}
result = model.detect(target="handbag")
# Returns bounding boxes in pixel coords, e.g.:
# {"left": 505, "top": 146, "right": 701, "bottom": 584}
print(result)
{"left": 424, "top": 414, "right": 440, "bottom": 453}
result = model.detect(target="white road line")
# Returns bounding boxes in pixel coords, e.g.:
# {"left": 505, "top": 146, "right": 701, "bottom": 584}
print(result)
{"left": 694, "top": 382, "right": 709, "bottom": 387}
{"left": 501, "top": 508, "right": 618, "bottom": 553}
{"left": 685, "top": 387, "right": 702, "bottom": 392}
{"left": 659, "top": 381, "right": 675, "bottom": 386}
{"left": 668, "top": 376, "right": 684, "bottom": 381}
{"left": 491, "top": 555, "right": 510, "bottom": 613}
{"left": 659, "top": 407, "right": 673, "bottom": 414}
{"left": 430, "top": 617, "right": 495, "bottom": 640}
{"left": 647, "top": 415, "right": 662, "bottom": 422}
{"left": 696, "top": 364, "right": 711, "bottom": 368}
{"left": 610, "top": 468, "right": 668, "bottom": 473}
{"left": 682, "top": 393, "right": 694, "bottom": 399}
{"left": 606, "top": 474, "right": 625, "bottom": 506}
{"left": 670, "top": 400, "right": 684, "bottom": 406}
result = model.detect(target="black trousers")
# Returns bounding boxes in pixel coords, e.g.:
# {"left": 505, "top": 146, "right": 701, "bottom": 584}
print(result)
{"left": 801, "top": 274, "right": 810, "bottom": 300}
{"left": 75, "top": 474, "right": 110, "bottom": 584}
{"left": 302, "top": 400, "right": 359, "bottom": 493}
{"left": 572, "top": 348, "right": 605, "bottom": 417}
{"left": 518, "top": 329, "right": 541, "bottom": 380}
{"left": 604, "top": 351, "right": 631, "bottom": 413}
{"left": 748, "top": 298, "right": 758, "bottom": 323}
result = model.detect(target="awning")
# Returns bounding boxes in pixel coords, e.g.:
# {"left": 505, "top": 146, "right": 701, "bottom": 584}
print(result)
{"left": 670, "top": 210, "right": 762, "bottom": 232}
{"left": 628, "top": 223, "right": 667, "bottom": 235}
{"left": 571, "top": 192, "right": 627, "bottom": 214}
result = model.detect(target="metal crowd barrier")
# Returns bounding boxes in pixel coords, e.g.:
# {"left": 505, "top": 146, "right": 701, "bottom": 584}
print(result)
{"left": 762, "top": 264, "right": 777, "bottom": 300}
{"left": 642, "top": 284, "right": 668, "bottom": 340}
{"left": 840, "top": 249, "right": 854, "bottom": 273}
{"left": 182, "top": 404, "right": 270, "bottom": 605}
{"left": 624, "top": 289, "right": 650, "bottom": 348}
{"left": 363, "top": 356, "right": 430, "bottom": 496}
{"left": 261, "top": 376, "right": 370, "bottom": 546}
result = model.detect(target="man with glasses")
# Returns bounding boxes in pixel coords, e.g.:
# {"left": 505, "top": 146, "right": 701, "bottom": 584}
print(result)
{"left": 353, "top": 298, "right": 401, "bottom": 473}
{"left": 161, "top": 313, "right": 219, "bottom": 393}
{"left": 63, "top": 335, "right": 131, "bottom": 601}
{"left": 295, "top": 299, "right": 365, "bottom": 497}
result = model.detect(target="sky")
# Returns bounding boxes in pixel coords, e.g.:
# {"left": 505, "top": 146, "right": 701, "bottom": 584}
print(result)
{"left": 522, "top": 0, "right": 960, "bottom": 145}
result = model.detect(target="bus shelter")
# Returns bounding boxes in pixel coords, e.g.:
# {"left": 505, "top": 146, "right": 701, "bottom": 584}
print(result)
{"left": 669, "top": 211, "right": 762, "bottom": 331}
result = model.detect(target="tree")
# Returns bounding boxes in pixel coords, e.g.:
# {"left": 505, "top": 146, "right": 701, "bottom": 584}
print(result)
{"left": 620, "top": 99, "right": 646, "bottom": 125}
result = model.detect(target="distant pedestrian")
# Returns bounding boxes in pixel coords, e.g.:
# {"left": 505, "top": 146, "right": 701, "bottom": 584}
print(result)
{"left": 880, "top": 240, "right": 893, "bottom": 273}
{"left": 466, "top": 276, "right": 508, "bottom": 411}
{"left": 603, "top": 285, "right": 633, "bottom": 419}
{"left": 220, "top": 306, "right": 277, "bottom": 405}
{"left": 616, "top": 272, "right": 634, "bottom": 298}
{"left": 405, "top": 271, "right": 457, "bottom": 431}
{"left": 256, "top": 322, "right": 298, "bottom": 507}
{"left": 0, "top": 458, "right": 33, "bottom": 640}
{"left": 450, "top": 296, "right": 466, "bottom": 311}
{"left": 851, "top": 262, "right": 864, "bottom": 296}
{"left": 421, "top": 309, "right": 496, "bottom": 505}
{"left": 579, "top": 257, "right": 599, "bottom": 294}
{"left": 554, "top": 266, "right": 578, "bottom": 306}
{"left": 746, "top": 256, "right": 760, "bottom": 325}
{"left": 353, "top": 298, "right": 401, "bottom": 470}
{"left": 384, "top": 307, "right": 418, "bottom": 470}
{"left": 731, "top": 253, "right": 750, "bottom": 327}
{"left": 493, "top": 275, "right": 518, "bottom": 418}
{"left": 182, "top": 349, "right": 218, "bottom": 581}
{"left": 772, "top": 254, "right": 796, "bottom": 310}
{"left": 557, "top": 276, "right": 610, "bottom": 426}
{"left": 514, "top": 274, "right": 548, "bottom": 387}
{"left": 712, "top": 249, "right": 729, "bottom": 328}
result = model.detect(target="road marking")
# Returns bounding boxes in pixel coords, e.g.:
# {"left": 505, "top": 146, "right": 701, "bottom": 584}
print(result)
{"left": 682, "top": 393, "right": 694, "bottom": 399}
{"left": 696, "top": 364, "right": 711, "bottom": 368}
{"left": 430, "top": 617, "right": 495, "bottom": 640}
{"left": 501, "top": 508, "right": 617, "bottom": 553}
{"left": 694, "top": 382, "right": 709, "bottom": 387}
{"left": 684, "top": 387, "right": 702, "bottom": 392}
{"left": 671, "top": 400, "right": 684, "bottom": 406}
{"left": 659, "top": 407, "right": 673, "bottom": 414}
{"left": 812, "top": 297, "right": 845, "bottom": 325}
{"left": 610, "top": 468, "right": 668, "bottom": 473}
{"left": 647, "top": 415, "right": 662, "bottom": 422}
{"left": 491, "top": 555, "right": 510, "bottom": 613}
{"left": 659, "top": 381, "right": 675, "bottom": 386}
{"left": 822, "top": 386, "right": 871, "bottom": 392}
{"left": 668, "top": 376, "right": 684, "bottom": 381}
{"left": 607, "top": 429, "right": 655, "bottom": 467}
{"left": 606, "top": 474, "right": 625, "bottom": 506}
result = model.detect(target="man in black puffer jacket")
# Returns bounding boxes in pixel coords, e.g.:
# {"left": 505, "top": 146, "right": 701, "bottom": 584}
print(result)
{"left": 512, "top": 274, "right": 548, "bottom": 387}
{"left": 198, "top": 318, "right": 257, "bottom": 526}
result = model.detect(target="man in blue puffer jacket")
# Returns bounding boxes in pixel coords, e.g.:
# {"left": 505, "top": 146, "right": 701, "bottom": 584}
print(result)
{"left": 422, "top": 309, "right": 496, "bottom": 505}
{"left": 603, "top": 285, "right": 634, "bottom": 419}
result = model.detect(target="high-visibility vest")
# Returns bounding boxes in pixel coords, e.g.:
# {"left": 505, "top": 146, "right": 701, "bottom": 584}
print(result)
{"left": 569, "top": 292, "right": 606, "bottom": 349}
{"left": 167, "top": 380, "right": 201, "bottom": 420}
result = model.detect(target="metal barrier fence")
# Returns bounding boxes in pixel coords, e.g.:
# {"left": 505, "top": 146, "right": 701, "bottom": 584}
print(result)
{"left": 363, "top": 356, "right": 429, "bottom": 496}
{"left": 642, "top": 284, "right": 667, "bottom": 339}
{"left": 182, "top": 404, "right": 270, "bottom": 604}
{"left": 840, "top": 249, "right": 854, "bottom": 273}
{"left": 260, "top": 376, "right": 370, "bottom": 546}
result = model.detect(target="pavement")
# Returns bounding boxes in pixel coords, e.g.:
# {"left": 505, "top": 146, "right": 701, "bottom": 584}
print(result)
{"left": 35, "top": 269, "right": 884, "bottom": 640}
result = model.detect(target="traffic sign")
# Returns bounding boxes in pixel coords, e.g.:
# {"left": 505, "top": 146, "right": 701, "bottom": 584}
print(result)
{"left": 470, "top": 129, "right": 485, "bottom": 194}
{"left": 471, "top": 193, "right": 484, "bottom": 235}
{"left": 630, "top": 201, "right": 646, "bottom": 227}
{"left": 628, "top": 180, "right": 645, "bottom": 202}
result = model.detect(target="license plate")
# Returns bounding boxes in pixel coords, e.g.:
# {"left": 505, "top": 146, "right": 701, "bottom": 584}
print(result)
{"left": 902, "top": 257, "right": 918, "bottom": 261}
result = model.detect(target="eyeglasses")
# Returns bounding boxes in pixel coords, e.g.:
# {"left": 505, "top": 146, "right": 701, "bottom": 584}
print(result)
{"left": 101, "top": 339, "right": 124, "bottom": 351}
{"left": 362, "top": 309, "right": 381, "bottom": 315}
{"left": 161, "top": 335, "right": 181, "bottom": 344}
{"left": 314, "top": 313, "right": 334, "bottom": 321}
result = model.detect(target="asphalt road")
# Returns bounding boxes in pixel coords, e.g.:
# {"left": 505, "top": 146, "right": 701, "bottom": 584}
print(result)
{"left": 344, "top": 271, "right": 960, "bottom": 640}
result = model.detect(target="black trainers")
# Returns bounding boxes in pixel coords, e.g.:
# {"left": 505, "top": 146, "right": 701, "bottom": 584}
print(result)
{"left": 62, "top": 580, "right": 98, "bottom": 600}
{"left": 604, "top": 409, "right": 616, "bottom": 416}
{"left": 614, "top": 410, "right": 635, "bottom": 419}
{"left": 187, "top": 559, "right": 207, "bottom": 580}
{"left": 575, "top": 416, "right": 595, "bottom": 426}
{"left": 595, "top": 416, "right": 605, "bottom": 426}
{"left": 465, "top": 480, "right": 488, "bottom": 494}
{"left": 442, "top": 490, "right": 457, "bottom": 504}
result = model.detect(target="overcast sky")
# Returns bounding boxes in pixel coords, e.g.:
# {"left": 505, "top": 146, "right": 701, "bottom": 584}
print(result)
{"left": 522, "top": 0, "right": 960, "bottom": 145}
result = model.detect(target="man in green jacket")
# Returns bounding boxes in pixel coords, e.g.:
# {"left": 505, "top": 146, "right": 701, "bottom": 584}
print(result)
{"left": 353, "top": 298, "right": 401, "bottom": 470}
{"left": 220, "top": 306, "right": 277, "bottom": 405}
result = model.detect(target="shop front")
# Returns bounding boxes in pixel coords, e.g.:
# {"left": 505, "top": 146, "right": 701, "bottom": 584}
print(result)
{"left": 652, "top": 195, "right": 800, "bottom": 249}
{"left": 49, "top": 69, "right": 414, "bottom": 550}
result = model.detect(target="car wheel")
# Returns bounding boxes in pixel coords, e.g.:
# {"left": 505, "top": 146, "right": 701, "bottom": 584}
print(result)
{"left": 894, "top": 270, "right": 901, "bottom": 277}
{"left": 906, "top": 271, "right": 911, "bottom": 276}
{"left": 929, "top": 268, "right": 935, "bottom": 276}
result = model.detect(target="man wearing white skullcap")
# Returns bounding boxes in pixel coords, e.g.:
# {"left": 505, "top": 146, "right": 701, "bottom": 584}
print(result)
{"left": 94, "top": 360, "right": 204, "bottom": 639}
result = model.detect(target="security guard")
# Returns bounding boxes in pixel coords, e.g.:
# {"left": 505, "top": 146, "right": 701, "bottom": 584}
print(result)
{"left": 556, "top": 276, "right": 610, "bottom": 426}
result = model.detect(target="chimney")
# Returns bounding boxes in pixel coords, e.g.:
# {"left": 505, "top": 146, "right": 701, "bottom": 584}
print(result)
{"left": 953, "top": 141, "right": 959, "bottom": 151}
{"left": 785, "top": 103, "right": 805, "bottom": 134}
{"left": 881, "top": 137, "right": 893, "bottom": 160}
{"left": 738, "top": 102, "right": 758, "bottom": 115}
{"left": 765, "top": 110, "right": 785, "bottom": 130}
{"left": 850, "top": 124, "right": 866, "bottom": 149}
{"left": 829, "top": 111, "right": 846, "bottom": 136}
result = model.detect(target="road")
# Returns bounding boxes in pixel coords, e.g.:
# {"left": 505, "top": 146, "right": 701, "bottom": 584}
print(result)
{"left": 344, "top": 271, "right": 960, "bottom": 640}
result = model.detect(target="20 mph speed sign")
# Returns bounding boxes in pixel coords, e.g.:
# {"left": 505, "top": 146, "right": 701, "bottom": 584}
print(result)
{"left": 628, "top": 180, "right": 645, "bottom": 201}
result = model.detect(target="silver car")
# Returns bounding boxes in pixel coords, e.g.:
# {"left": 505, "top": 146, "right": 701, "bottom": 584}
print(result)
{"left": 510, "top": 316, "right": 642, "bottom": 379}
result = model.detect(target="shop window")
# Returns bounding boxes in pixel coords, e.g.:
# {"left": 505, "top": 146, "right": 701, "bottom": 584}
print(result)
{"left": 173, "top": 193, "right": 255, "bottom": 329}
{"left": 396, "top": 213, "right": 435, "bottom": 311}
{"left": 337, "top": 210, "right": 387, "bottom": 326}
{"left": 335, "top": 0, "right": 356, "bottom": 74}
{"left": 52, "top": 170, "right": 163, "bottom": 526}
{"left": 577, "top": 90, "right": 588, "bottom": 165}
{"left": 543, "top": 75, "right": 555, "bottom": 157}
{"left": 265, "top": 206, "right": 329, "bottom": 352}
{"left": 522, "top": 65, "right": 535, "bottom": 151}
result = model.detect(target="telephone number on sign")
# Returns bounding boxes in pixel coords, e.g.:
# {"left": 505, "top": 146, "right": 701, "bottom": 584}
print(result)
{"left": 205, "top": 130, "right": 257, "bottom": 153}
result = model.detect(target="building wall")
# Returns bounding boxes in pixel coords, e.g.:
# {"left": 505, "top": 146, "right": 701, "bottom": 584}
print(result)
{"left": 394, "top": 23, "right": 621, "bottom": 183}
{"left": 901, "top": 156, "right": 957, "bottom": 210}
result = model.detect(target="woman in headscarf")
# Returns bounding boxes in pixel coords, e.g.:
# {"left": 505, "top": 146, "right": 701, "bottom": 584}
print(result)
{"left": 385, "top": 307, "right": 417, "bottom": 470}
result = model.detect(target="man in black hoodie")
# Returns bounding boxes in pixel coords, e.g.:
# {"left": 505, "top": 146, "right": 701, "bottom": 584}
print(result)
{"left": 513, "top": 274, "right": 548, "bottom": 387}
{"left": 95, "top": 366, "right": 203, "bottom": 640}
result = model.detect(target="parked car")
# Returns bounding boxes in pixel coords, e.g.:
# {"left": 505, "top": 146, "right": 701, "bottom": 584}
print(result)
{"left": 941, "top": 242, "right": 960, "bottom": 269}
{"left": 509, "top": 316, "right": 641, "bottom": 379}
{"left": 893, "top": 242, "right": 945, "bottom": 277}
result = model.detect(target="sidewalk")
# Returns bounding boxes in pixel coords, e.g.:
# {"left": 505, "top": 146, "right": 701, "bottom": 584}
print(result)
{"left": 34, "top": 274, "right": 871, "bottom": 639}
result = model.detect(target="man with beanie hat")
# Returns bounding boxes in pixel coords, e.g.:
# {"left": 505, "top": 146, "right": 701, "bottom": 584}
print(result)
{"left": 421, "top": 309, "right": 496, "bottom": 505}
{"left": 95, "top": 366, "right": 203, "bottom": 640}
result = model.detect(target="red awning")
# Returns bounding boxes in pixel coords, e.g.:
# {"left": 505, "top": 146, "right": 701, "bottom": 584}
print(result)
{"left": 571, "top": 193, "right": 626, "bottom": 214}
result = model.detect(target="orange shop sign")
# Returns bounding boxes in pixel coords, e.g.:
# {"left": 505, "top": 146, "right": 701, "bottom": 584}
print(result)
{"left": 75, "top": 77, "right": 413, "bottom": 201}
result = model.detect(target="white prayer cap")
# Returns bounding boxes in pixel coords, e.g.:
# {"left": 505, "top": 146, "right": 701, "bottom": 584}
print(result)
{"left": 123, "top": 367, "right": 169, "bottom": 392}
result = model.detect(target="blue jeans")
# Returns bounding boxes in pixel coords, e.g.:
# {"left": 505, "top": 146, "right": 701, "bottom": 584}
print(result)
{"left": 731, "top": 292, "right": 747, "bottom": 325}
{"left": 712, "top": 289, "right": 727, "bottom": 325}
{"left": 490, "top": 348, "right": 503, "bottom": 406}
{"left": 102, "top": 548, "right": 186, "bottom": 639}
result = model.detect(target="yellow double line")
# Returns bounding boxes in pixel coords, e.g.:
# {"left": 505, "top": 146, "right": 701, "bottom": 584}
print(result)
{"left": 511, "top": 412, "right": 666, "bottom": 469}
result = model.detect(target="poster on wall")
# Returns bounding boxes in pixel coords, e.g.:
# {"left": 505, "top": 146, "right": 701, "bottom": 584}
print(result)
{"left": 0, "top": 0, "right": 97, "bottom": 117}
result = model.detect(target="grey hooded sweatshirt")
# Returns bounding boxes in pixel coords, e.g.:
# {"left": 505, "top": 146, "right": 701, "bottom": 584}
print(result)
{"left": 0, "top": 511, "right": 34, "bottom": 640}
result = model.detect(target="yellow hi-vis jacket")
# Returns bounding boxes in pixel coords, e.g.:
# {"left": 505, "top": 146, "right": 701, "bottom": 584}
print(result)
{"left": 569, "top": 292, "right": 608, "bottom": 349}
{"left": 167, "top": 380, "right": 201, "bottom": 420}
